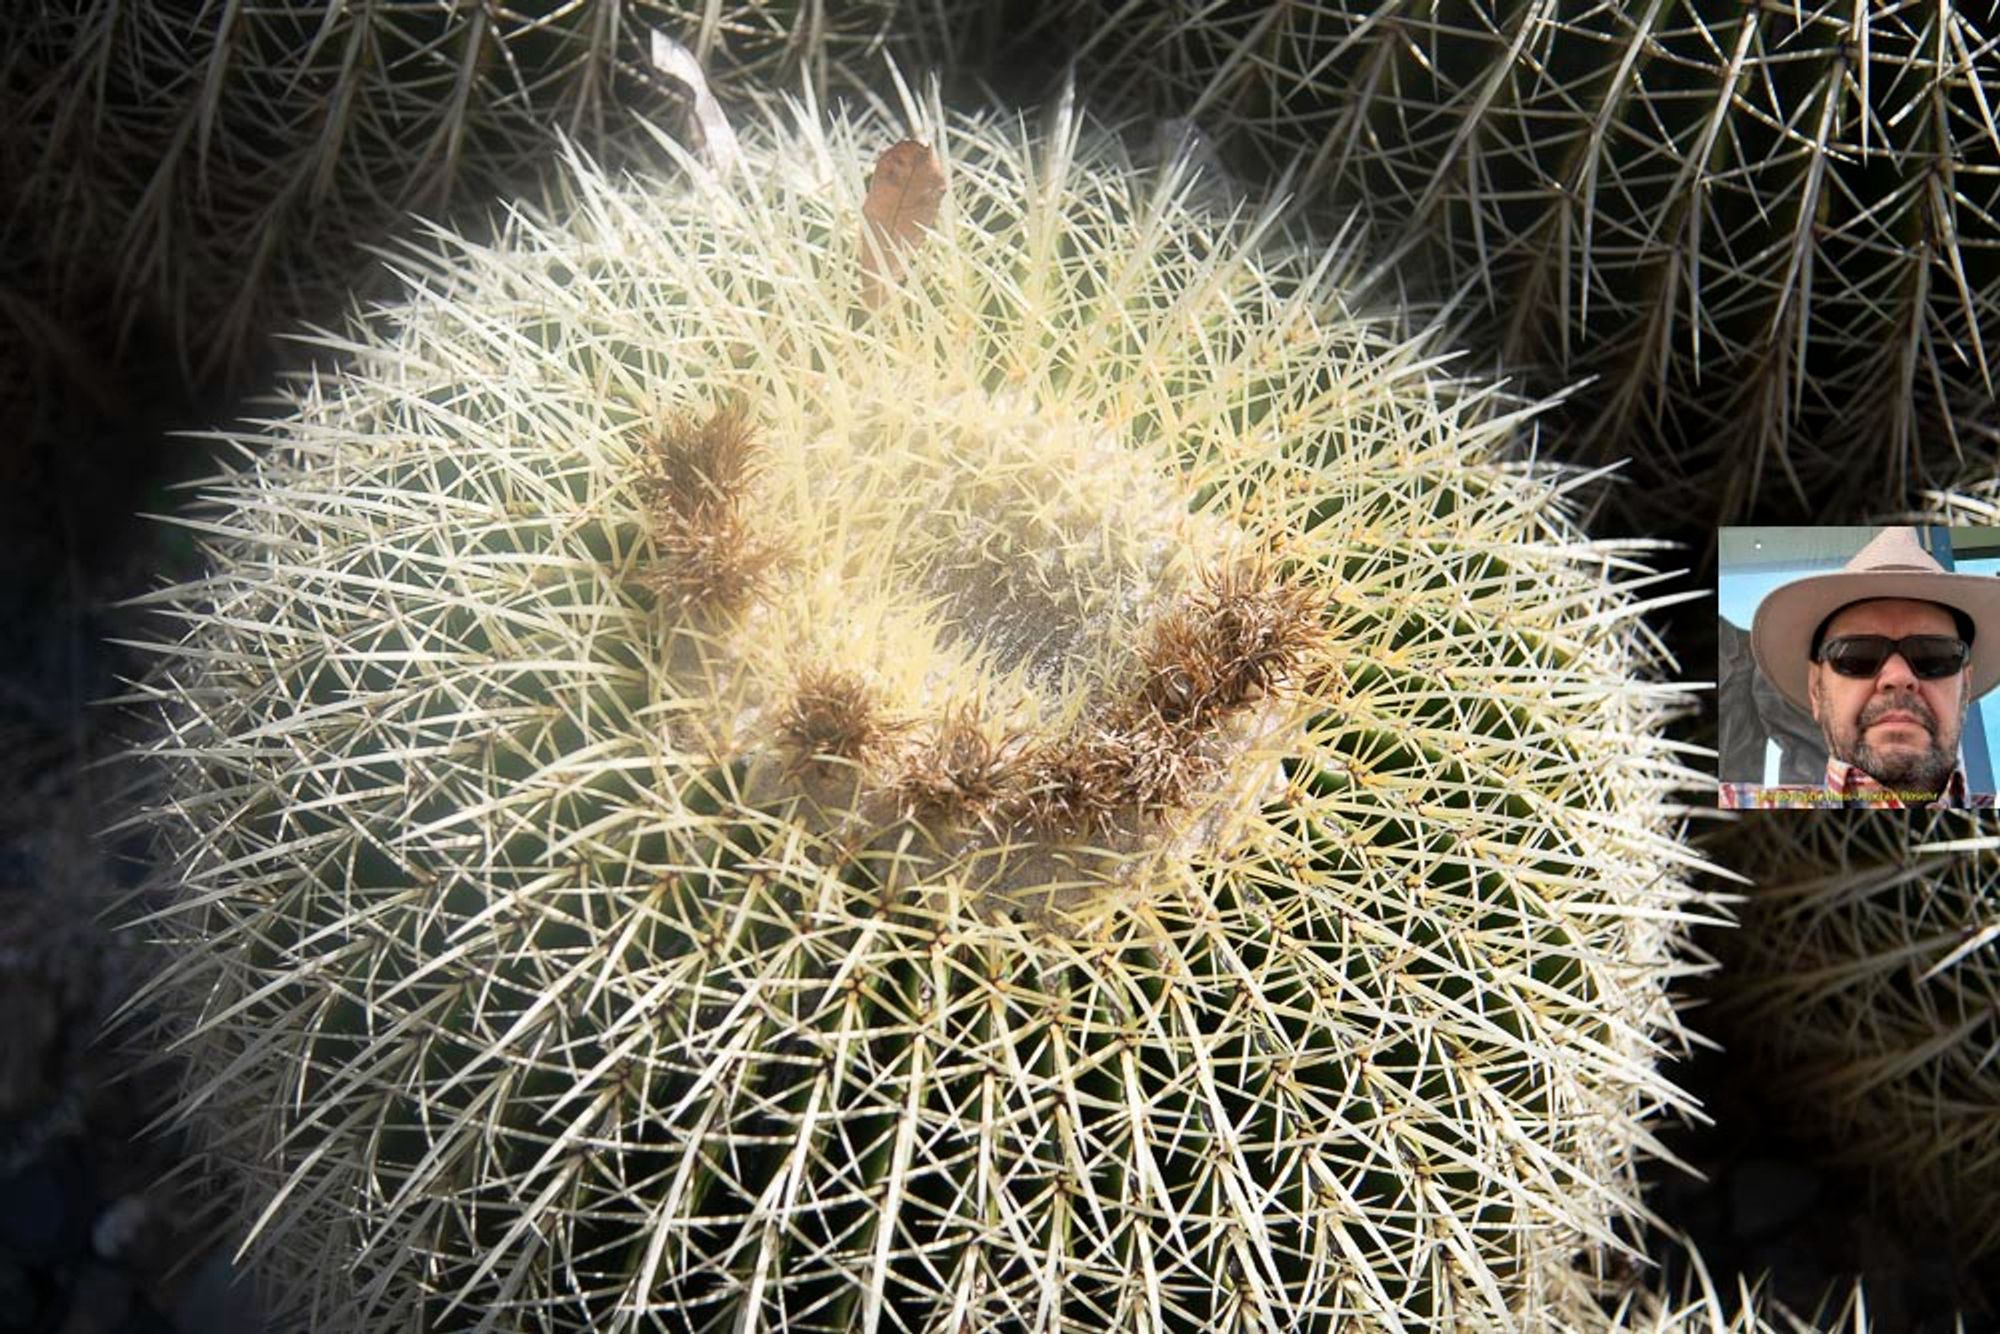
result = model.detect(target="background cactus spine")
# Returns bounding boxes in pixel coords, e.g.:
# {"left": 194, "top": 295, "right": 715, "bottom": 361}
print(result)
{"left": 1555, "top": 1231, "right": 1872, "bottom": 1333}
{"left": 1044, "top": 0, "right": 2000, "bottom": 527}
{"left": 1708, "top": 814, "right": 2000, "bottom": 1267}
{"left": 0, "top": 0, "right": 903, "bottom": 387}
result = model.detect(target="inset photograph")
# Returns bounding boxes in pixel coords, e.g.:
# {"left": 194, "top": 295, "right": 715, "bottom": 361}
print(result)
{"left": 1719, "top": 525, "right": 2000, "bottom": 808}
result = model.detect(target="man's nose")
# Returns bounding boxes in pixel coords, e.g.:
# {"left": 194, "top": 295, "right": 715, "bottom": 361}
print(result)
{"left": 1876, "top": 650, "right": 1921, "bottom": 688}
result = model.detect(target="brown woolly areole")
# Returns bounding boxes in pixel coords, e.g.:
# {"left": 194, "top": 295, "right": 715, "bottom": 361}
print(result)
{"left": 633, "top": 398, "right": 787, "bottom": 614}
{"left": 638, "top": 392, "right": 1321, "bottom": 924}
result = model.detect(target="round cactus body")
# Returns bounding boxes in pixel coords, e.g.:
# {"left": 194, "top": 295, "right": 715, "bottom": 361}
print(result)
{"left": 1059, "top": 1, "right": 2000, "bottom": 525}
{"left": 1713, "top": 814, "right": 2000, "bottom": 1264}
{"left": 124, "top": 96, "right": 1704, "bottom": 1332}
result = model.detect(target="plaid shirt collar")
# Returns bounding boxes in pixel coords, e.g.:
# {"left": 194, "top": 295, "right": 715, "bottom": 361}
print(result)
{"left": 1822, "top": 756, "right": 1970, "bottom": 808}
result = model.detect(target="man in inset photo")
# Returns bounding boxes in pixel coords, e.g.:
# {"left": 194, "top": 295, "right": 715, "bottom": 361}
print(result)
{"left": 1721, "top": 526, "right": 2000, "bottom": 810}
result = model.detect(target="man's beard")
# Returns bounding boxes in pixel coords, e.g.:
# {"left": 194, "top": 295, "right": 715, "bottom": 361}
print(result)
{"left": 1836, "top": 695, "right": 1960, "bottom": 794}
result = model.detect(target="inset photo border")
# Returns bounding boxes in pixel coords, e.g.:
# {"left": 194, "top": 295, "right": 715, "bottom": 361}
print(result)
{"left": 1718, "top": 525, "right": 2000, "bottom": 809}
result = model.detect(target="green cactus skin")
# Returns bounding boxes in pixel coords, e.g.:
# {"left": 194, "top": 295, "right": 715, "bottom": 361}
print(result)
{"left": 119, "top": 94, "right": 1708, "bottom": 1332}
{"left": 1710, "top": 813, "right": 2000, "bottom": 1265}
{"left": 0, "top": 0, "right": 896, "bottom": 386}
{"left": 1057, "top": 1, "right": 2000, "bottom": 526}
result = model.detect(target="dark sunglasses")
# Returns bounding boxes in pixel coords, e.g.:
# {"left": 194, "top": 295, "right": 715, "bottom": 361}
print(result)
{"left": 1816, "top": 634, "right": 1970, "bottom": 680}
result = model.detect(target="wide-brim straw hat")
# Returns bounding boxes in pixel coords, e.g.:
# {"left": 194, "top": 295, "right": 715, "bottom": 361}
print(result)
{"left": 1750, "top": 526, "right": 2000, "bottom": 712}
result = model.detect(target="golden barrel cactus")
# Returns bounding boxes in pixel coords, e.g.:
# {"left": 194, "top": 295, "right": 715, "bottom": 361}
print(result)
{"left": 121, "top": 92, "right": 1706, "bottom": 1331}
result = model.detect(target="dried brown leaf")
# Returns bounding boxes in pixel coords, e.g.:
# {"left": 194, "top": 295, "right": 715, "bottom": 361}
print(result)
{"left": 859, "top": 139, "right": 945, "bottom": 309}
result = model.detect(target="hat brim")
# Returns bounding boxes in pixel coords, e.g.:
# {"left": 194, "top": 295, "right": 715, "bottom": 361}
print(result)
{"left": 1749, "top": 570, "right": 2000, "bottom": 712}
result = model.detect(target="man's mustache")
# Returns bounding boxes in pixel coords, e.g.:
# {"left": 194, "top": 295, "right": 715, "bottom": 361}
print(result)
{"left": 1859, "top": 696, "right": 1938, "bottom": 734}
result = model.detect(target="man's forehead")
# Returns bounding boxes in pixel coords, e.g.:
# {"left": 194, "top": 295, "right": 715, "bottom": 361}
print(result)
{"left": 1822, "top": 597, "right": 1960, "bottom": 635}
